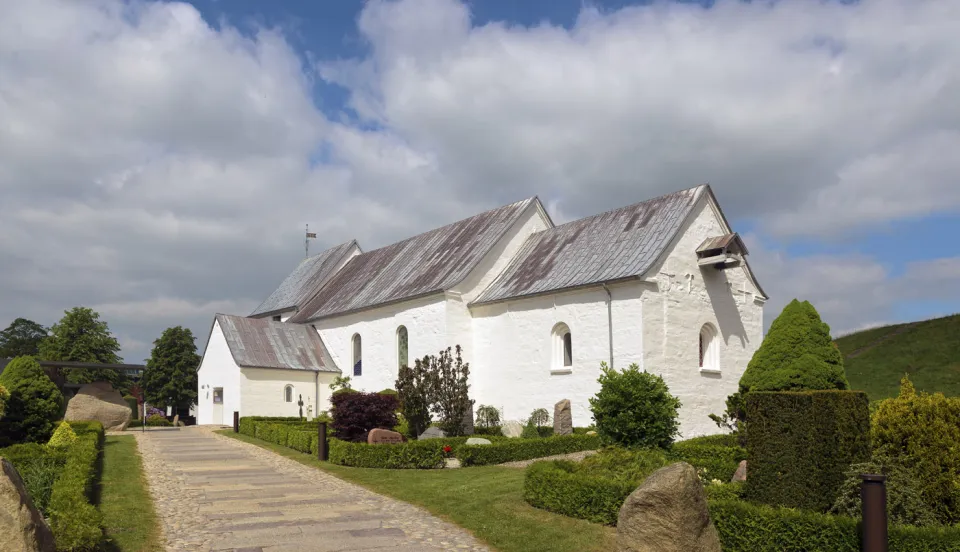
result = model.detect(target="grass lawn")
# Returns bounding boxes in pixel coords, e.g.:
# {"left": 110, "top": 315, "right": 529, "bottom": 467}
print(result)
{"left": 837, "top": 313, "right": 960, "bottom": 400}
{"left": 98, "top": 435, "right": 163, "bottom": 552}
{"left": 218, "top": 431, "right": 616, "bottom": 552}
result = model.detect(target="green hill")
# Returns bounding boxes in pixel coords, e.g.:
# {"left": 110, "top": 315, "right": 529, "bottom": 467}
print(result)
{"left": 836, "top": 313, "right": 960, "bottom": 401}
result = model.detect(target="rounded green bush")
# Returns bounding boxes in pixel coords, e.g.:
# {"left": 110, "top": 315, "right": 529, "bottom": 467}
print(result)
{"left": 0, "top": 383, "right": 8, "bottom": 419}
{"left": 830, "top": 451, "right": 939, "bottom": 527}
{"left": 0, "top": 356, "right": 64, "bottom": 445}
{"left": 588, "top": 362, "right": 681, "bottom": 448}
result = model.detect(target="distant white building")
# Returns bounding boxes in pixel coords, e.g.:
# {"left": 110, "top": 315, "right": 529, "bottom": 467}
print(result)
{"left": 196, "top": 185, "right": 766, "bottom": 438}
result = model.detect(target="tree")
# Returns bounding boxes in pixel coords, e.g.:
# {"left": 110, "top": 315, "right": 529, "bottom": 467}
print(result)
{"left": 38, "top": 306, "right": 124, "bottom": 386}
{"left": 396, "top": 355, "right": 436, "bottom": 439}
{"left": 0, "top": 318, "right": 48, "bottom": 358}
{"left": 0, "top": 356, "right": 63, "bottom": 446}
{"left": 142, "top": 326, "right": 201, "bottom": 410}
{"left": 430, "top": 345, "right": 471, "bottom": 437}
{"left": 739, "top": 299, "right": 848, "bottom": 394}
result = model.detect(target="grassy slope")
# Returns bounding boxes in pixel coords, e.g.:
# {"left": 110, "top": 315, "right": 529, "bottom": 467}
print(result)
{"left": 837, "top": 313, "right": 960, "bottom": 401}
{"left": 219, "top": 431, "right": 616, "bottom": 552}
{"left": 98, "top": 435, "right": 163, "bottom": 552}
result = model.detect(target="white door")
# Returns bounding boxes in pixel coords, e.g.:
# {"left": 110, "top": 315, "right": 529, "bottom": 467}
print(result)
{"left": 212, "top": 387, "right": 224, "bottom": 425}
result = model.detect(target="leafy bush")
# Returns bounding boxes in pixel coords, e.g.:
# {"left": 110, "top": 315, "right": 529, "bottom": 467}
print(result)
{"left": 396, "top": 355, "right": 435, "bottom": 438}
{"left": 745, "top": 390, "right": 871, "bottom": 512}
{"left": 48, "top": 421, "right": 78, "bottom": 448}
{"left": 329, "top": 375, "right": 352, "bottom": 392}
{"left": 0, "top": 383, "right": 8, "bottom": 418}
{"left": 521, "top": 418, "right": 539, "bottom": 439}
{"left": 428, "top": 345, "right": 471, "bottom": 437}
{"left": 588, "top": 362, "right": 681, "bottom": 448}
{"left": 0, "top": 356, "right": 64, "bottom": 446}
{"left": 475, "top": 404, "right": 501, "bottom": 429}
{"left": 47, "top": 421, "right": 104, "bottom": 551}
{"left": 871, "top": 375, "right": 960, "bottom": 524}
{"left": 710, "top": 497, "right": 960, "bottom": 552}
{"left": 0, "top": 443, "right": 67, "bottom": 515}
{"left": 330, "top": 391, "right": 398, "bottom": 442}
{"left": 393, "top": 413, "right": 411, "bottom": 438}
{"left": 739, "top": 299, "right": 848, "bottom": 395}
{"left": 458, "top": 434, "right": 601, "bottom": 466}
{"left": 145, "top": 414, "right": 172, "bottom": 427}
{"left": 830, "top": 452, "right": 939, "bottom": 527}
{"left": 705, "top": 481, "right": 745, "bottom": 501}
{"left": 528, "top": 408, "right": 550, "bottom": 426}
{"left": 668, "top": 434, "right": 747, "bottom": 482}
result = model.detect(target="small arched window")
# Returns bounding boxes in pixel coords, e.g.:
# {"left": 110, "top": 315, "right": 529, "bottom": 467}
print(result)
{"left": 284, "top": 385, "right": 293, "bottom": 403}
{"left": 699, "top": 323, "right": 720, "bottom": 372}
{"left": 397, "top": 325, "right": 409, "bottom": 368}
{"left": 352, "top": 333, "right": 362, "bottom": 376}
{"left": 551, "top": 323, "right": 573, "bottom": 373}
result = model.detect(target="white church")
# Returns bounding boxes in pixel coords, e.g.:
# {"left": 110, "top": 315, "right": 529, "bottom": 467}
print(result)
{"left": 196, "top": 184, "right": 767, "bottom": 438}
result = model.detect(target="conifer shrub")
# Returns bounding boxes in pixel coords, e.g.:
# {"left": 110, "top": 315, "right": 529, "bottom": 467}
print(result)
{"left": 871, "top": 376, "right": 960, "bottom": 525}
{"left": 830, "top": 451, "right": 939, "bottom": 527}
{"left": 0, "top": 383, "right": 8, "bottom": 419}
{"left": 521, "top": 418, "right": 539, "bottom": 439}
{"left": 330, "top": 391, "right": 398, "bottom": 442}
{"left": 745, "top": 390, "right": 871, "bottom": 512}
{"left": 0, "top": 356, "right": 64, "bottom": 446}
{"left": 47, "top": 421, "right": 78, "bottom": 449}
{"left": 588, "top": 362, "right": 680, "bottom": 448}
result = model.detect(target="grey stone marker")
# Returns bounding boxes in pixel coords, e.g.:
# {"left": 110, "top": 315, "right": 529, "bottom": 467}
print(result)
{"left": 419, "top": 426, "right": 446, "bottom": 440}
{"left": 553, "top": 399, "right": 573, "bottom": 436}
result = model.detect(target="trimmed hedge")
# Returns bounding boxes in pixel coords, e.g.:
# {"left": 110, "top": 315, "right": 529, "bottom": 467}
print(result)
{"left": 524, "top": 459, "right": 636, "bottom": 525}
{"left": 667, "top": 434, "right": 747, "bottom": 482}
{"left": 48, "top": 420, "right": 105, "bottom": 551}
{"left": 745, "top": 390, "right": 870, "bottom": 512}
{"left": 329, "top": 438, "right": 456, "bottom": 469}
{"left": 458, "top": 434, "right": 601, "bottom": 466}
{"left": 711, "top": 498, "right": 960, "bottom": 552}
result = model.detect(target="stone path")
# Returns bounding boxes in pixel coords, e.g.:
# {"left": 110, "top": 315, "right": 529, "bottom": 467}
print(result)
{"left": 135, "top": 426, "right": 489, "bottom": 552}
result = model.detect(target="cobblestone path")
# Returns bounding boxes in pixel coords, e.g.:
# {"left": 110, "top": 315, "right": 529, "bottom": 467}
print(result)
{"left": 136, "top": 426, "right": 489, "bottom": 552}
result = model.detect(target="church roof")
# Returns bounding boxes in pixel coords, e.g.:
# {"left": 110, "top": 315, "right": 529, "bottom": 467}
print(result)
{"left": 290, "top": 197, "right": 539, "bottom": 322}
{"left": 214, "top": 314, "right": 338, "bottom": 372}
{"left": 472, "top": 185, "right": 706, "bottom": 305}
{"left": 250, "top": 240, "right": 359, "bottom": 317}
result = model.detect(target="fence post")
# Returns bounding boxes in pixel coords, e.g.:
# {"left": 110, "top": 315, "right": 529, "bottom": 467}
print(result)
{"left": 861, "top": 474, "right": 888, "bottom": 552}
{"left": 317, "top": 421, "right": 328, "bottom": 461}
{"left": 233, "top": 411, "right": 239, "bottom": 433}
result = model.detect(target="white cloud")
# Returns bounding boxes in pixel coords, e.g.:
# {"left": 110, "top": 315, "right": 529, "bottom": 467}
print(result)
{"left": 1, "top": 0, "right": 957, "bottom": 363}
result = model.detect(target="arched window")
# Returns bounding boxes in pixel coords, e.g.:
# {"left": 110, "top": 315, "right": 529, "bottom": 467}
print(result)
{"left": 551, "top": 323, "right": 573, "bottom": 373}
{"left": 284, "top": 385, "right": 293, "bottom": 403}
{"left": 352, "top": 333, "right": 362, "bottom": 376}
{"left": 397, "top": 325, "right": 409, "bottom": 368}
{"left": 699, "top": 323, "right": 720, "bottom": 372}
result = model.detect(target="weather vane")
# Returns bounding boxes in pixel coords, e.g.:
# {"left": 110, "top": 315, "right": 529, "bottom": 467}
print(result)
{"left": 305, "top": 224, "right": 316, "bottom": 258}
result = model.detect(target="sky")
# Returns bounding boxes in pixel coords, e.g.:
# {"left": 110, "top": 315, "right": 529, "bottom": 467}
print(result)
{"left": 0, "top": 0, "right": 958, "bottom": 364}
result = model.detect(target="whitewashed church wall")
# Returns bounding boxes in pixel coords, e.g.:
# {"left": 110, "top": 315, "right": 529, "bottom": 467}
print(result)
{"left": 196, "top": 320, "right": 242, "bottom": 426}
{"left": 312, "top": 295, "right": 448, "bottom": 393}
{"left": 641, "top": 196, "right": 766, "bottom": 438}
{"left": 239, "top": 368, "right": 336, "bottom": 419}
{"left": 470, "top": 282, "right": 646, "bottom": 428}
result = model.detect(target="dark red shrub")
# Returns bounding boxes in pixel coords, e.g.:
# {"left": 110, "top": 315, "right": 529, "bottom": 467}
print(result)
{"left": 330, "top": 391, "right": 399, "bottom": 442}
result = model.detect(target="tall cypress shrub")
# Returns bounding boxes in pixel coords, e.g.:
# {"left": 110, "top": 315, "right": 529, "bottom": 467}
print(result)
{"left": 0, "top": 356, "right": 64, "bottom": 446}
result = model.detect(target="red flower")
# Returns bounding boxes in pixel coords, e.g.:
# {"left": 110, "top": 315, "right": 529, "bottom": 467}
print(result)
{"left": 443, "top": 445, "right": 452, "bottom": 453}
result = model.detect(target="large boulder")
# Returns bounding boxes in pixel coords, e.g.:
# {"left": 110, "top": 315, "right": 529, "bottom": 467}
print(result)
{"left": 501, "top": 420, "right": 523, "bottom": 438}
{"left": 616, "top": 462, "right": 721, "bottom": 552}
{"left": 465, "top": 437, "right": 492, "bottom": 445}
{"left": 418, "top": 427, "right": 446, "bottom": 440}
{"left": 64, "top": 381, "right": 131, "bottom": 431}
{"left": 553, "top": 399, "right": 572, "bottom": 436}
{"left": 0, "top": 458, "right": 56, "bottom": 552}
{"left": 731, "top": 460, "right": 747, "bottom": 483}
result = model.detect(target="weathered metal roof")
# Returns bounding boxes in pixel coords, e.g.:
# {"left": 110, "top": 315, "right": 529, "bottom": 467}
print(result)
{"left": 215, "top": 314, "right": 339, "bottom": 372}
{"left": 250, "top": 241, "right": 359, "bottom": 317}
{"left": 290, "top": 198, "right": 538, "bottom": 322}
{"left": 472, "top": 185, "right": 706, "bottom": 305}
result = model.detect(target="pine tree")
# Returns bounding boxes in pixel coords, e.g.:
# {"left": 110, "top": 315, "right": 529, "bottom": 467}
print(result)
{"left": 0, "top": 356, "right": 64, "bottom": 446}
{"left": 142, "top": 326, "right": 201, "bottom": 411}
{"left": 739, "top": 299, "right": 848, "bottom": 393}
{"left": 38, "top": 306, "right": 123, "bottom": 386}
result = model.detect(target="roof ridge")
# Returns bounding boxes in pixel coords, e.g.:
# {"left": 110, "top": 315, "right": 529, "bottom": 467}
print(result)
{"left": 539, "top": 184, "right": 706, "bottom": 233}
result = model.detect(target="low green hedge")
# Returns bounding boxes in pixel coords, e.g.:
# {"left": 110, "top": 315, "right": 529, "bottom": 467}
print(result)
{"left": 667, "top": 434, "right": 747, "bottom": 482}
{"left": 458, "top": 434, "right": 601, "bottom": 466}
{"left": 328, "top": 438, "right": 456, "bottom": 469}
{"left": 711, "top": 497, "right": 960, "bottom": 552}
{"left": 523, "top": 459, "right": 636, "bottom": 524}
{"left": 48, "top": 420, "right": 104, "bottom": 551}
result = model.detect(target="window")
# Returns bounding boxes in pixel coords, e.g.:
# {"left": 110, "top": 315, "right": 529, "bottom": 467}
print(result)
{"left": 284, "top": 385, "right": 293, "bottom": 402}
{"left": 699, "top": 323, "right": 720, "bottom": 372}
{"left": 212, "top": 388, "right": 223, "bottom": 404}
{"left": 352, "top": 334, "right": 362, "bottom": 376}
{"left": 551, "top": 322, "right": 573, "bottom": 373}
{"left": 397, "top": 325, "right": 409, "bottom": 368}
{"left": 272, "top": 315, "right": 282, "bottom": 322}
